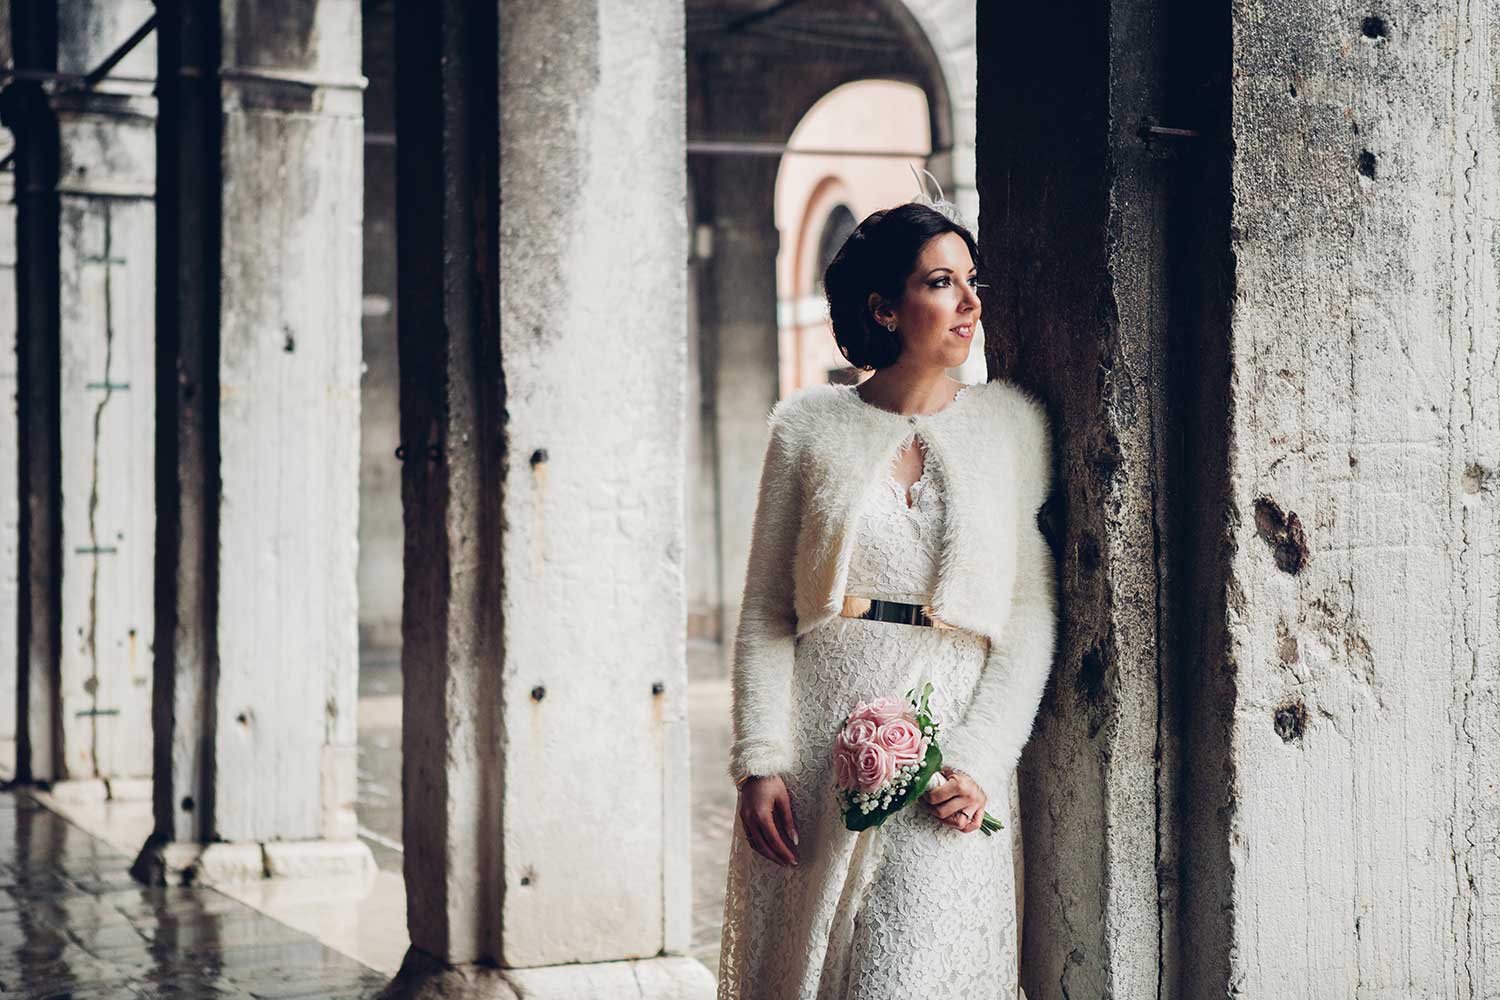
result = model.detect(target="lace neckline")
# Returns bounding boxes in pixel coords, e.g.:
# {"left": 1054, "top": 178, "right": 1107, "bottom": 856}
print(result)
{"left": 886, "top": 468, "right": 932, "bottom": 510}
{"left": 845, "top": 381, "right": 977, "bottom": 420}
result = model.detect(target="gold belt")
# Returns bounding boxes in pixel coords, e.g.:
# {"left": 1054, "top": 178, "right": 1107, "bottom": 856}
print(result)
{"left": 839, "top": 595, "right": 958, "bottom": 630}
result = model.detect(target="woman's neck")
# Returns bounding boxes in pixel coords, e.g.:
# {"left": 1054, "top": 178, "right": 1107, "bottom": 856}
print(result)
{"left": 855, "top": 368, "right": 962, "bottom": 417}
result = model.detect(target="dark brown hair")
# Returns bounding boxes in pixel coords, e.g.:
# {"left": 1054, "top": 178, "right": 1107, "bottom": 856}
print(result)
{"left": 822, "top": 202, "right": 981, "bottom": 370}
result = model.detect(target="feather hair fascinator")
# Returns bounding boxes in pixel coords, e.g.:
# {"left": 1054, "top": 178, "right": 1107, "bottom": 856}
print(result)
{"left": 909, "top": 164, "right": 967, "bottom": 227}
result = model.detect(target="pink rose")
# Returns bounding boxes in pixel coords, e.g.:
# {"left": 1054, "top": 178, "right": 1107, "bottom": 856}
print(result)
{"left": 875, "top": 718, "right": 925, "bottom": 766}
{"left": 838, "top": 717, "right": 878, "bottom": 752}
{"left": 833, "top": 747, "right": 857, "bottom": 790}
{"left": 854, "top": 742, "right": 896, "bottom": 793}
{"left": 848, "top": 696, "right": 906, "bottom": 728}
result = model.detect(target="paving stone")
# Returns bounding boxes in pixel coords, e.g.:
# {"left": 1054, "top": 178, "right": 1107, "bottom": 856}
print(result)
{"left": 0, "top": 790, "right": 390, "bottom": 999}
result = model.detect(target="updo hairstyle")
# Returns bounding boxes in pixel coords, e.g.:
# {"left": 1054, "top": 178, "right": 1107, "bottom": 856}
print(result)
{"left": 821, "top": 202, "right": 981, "bottom": 370}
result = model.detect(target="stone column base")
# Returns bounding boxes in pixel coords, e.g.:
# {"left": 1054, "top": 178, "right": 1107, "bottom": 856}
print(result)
{"left": 377, "top": 947, "right": 716, "bottom": 1000}
{"left": 131, "top": 837, "right": 375, "bottom": 887}
{"left": 47, "top": 776, "right": 154, "bottom": 804}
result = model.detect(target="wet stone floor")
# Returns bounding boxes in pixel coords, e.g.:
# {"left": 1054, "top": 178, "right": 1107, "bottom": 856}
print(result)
{"left": 0, "top": 792, "right": 389, "bottom": 1000}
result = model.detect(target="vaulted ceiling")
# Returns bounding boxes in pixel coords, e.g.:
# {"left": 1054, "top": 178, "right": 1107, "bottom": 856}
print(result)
{"left": 687, "top": 0, "right": 947, "bottom": 148}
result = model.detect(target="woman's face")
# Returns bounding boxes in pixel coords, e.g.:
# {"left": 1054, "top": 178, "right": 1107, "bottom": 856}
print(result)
{"left": 870, "top": 232, "right": 981, "bottom": 371}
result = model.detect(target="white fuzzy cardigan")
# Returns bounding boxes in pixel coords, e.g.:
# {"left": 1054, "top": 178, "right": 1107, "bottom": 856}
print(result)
{"left": 728, "top": 377, "right": 1058, "bottom": 802}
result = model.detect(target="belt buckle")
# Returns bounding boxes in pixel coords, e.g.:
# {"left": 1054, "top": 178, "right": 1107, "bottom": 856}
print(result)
{"left": 841, "top": 595, "right": 873, "bottom": 620}
{"left": 921, "top": 603, "right": 957, "bottom": 630}
{"left": 840, "top": 595, "right": 952, "bottom": 630}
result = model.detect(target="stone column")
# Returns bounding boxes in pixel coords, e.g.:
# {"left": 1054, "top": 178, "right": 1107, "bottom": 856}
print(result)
{"left": 49, "top": 1, "right": 158, "bottom": 803}
{"left": 6, "top": 2, "right": 158, "bottom": 799}
{"left": 1221, "top": 2, "right": 1497, "bottom": 995}
{"left": 703, "top": 155, "right": 781, "bottom": 657}
{"left": 386, "top": 0, "right": 710, "bottom": 995}
{"left": 135, "top": 0, "right": 369, "bottom": 885}
{"left": 978, "top": 0, "right": 1498, "bottom": 997}
{"left": 977, "top": 0, "right": 1171, "bottom": 994}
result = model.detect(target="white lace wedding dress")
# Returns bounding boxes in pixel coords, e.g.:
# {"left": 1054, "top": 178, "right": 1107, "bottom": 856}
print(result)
{"left": 717, "top": 388, "right": 1022, "bottom": 1000}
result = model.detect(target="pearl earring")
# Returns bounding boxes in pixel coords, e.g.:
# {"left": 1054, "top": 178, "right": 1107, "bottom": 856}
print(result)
{"left": 885, "top": 320, "right": 897, "bottom": 332}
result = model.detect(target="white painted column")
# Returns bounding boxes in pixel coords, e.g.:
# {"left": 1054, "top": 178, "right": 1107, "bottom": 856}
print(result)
{"left": 496, "top": 0, "right": 698, "bottom": 976}
{"left": 387, "top": 0, "right": 711, "bottom": 995}
{"left": 5, "top": 2, "right": 157, "bottom": 794}
{"left": 136, "top": 0, "right": 369, "bottom": 886}
{"left": 49, "top": 0, "right": 157, "bottom": 802}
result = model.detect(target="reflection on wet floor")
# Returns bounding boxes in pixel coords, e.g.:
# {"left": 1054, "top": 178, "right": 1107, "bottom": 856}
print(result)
{"left": 0, "top": 792, "right": 389, "bottom": 999}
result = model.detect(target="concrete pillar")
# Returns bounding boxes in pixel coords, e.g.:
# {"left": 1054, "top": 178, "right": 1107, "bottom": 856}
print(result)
{"left": 385, "top": 0, "right": 710, "bottom": 995}
{"left": 1222, "top": 1, "right": 1497, "bottom": 995}
{"left": 978, "top": 0, "right": 1497, "bottom": 997}
{"left": 135, "top": 0, "right": 369, "bottom": 886}
{"left": 49, "top": 1, "right": 157, "bottom": 803}
{"left": 702, "top": 156, "right": 781, "bottom": 656}
{"left": 977, "top": 1, "right": 1169, "bottom": 994}
{"left": 6, "top": 2, "right": 157, "bottom": 798}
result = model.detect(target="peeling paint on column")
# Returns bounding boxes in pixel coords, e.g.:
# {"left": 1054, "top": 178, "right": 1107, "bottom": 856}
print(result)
{"left": 1252, "top": 497, "right": 1308, "bottom": 574}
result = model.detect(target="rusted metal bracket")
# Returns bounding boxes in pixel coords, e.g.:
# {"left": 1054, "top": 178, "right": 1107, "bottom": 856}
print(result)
{"left": 0, "top": 12, "right": 158, "bottom": 172}
{"left": 1139, "top": 123, "right": 1202, "bottom": 141}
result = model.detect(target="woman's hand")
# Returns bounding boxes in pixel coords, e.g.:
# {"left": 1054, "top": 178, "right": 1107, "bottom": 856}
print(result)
{"left": 922, "top": 767, "right": 987, "bottom": 834}
{"left": 738, "top": 775, "right": 800, "bottom": 867}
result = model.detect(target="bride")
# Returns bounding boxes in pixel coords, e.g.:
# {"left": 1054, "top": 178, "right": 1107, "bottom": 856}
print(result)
{"left": 715, "top": 200, "right": 1058, "bottom": 999}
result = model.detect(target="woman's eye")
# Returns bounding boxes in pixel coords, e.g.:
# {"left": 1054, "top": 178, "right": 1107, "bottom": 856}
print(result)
{"left": 930, "top": 277, "right": 950, "bottom": 288}
{"left": 967, "top": 277, "right": 981, "bottom": 288}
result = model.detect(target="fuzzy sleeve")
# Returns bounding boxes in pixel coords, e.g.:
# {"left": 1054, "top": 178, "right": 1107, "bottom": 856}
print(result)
{"left": 938, "top": 393, "right": 1058, "bottom": 801}
{"left": 727, "top": 411, "right": 803, "bottom": 784}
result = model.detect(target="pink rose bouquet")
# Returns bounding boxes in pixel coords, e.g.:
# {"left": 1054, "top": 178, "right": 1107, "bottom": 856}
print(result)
{"left": 831, "top": 682, "right": 1003, "bottom": 836}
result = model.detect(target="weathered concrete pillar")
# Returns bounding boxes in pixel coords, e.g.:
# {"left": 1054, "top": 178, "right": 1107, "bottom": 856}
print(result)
{"left": 7, "top": 2, "right": 159, "bottom": 798}
{"left": 1221, "top": 2, "right": 1497, "bottom": 995}
{"left": 977, "top": 1, "right": 1172, "bottom": 994}
{"left": 47, "top": 1, "right": 158, "bottom": 803}
{"left": 386, "top": 0, "right": 710, "bottom": 995}
{"left": 978, "top": 0, "right": 1498, "bottom": 997}
{"left": 135, "top": 0, "right": 369, "bottom": 885}
{"left": 2, "top": 1, "right": 177, "bottom": 803}
{"left": 703, "top": 156, "right": 781, "bottom": 656}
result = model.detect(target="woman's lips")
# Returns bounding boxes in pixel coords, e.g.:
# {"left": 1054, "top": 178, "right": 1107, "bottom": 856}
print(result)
{"left": 950, "top": 322, "right": 974, "bottom": 339}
